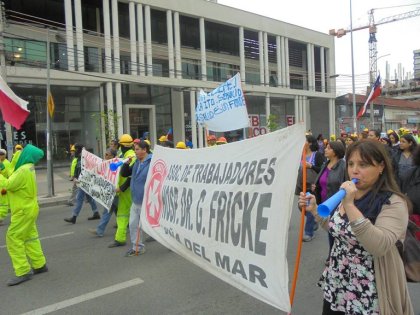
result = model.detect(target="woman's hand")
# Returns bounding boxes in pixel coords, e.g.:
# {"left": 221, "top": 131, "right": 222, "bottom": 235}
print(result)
{"left": 340, "top": 180, "right": 357, "bottom": 206}
{"left": 298, "top": 192, "right": 317, "bottom": 215}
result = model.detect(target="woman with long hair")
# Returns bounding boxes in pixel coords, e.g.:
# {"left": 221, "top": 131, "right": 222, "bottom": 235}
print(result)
{"left": 299, "top": 140, "right": 413, "bottom": 314}
{"left": 393, "top": 134, "right": 418, "bottom": 189}
{"left": 388, "top": 131, "right": 400, "bottom": 150}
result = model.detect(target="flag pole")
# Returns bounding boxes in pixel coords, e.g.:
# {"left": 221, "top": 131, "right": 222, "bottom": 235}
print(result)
{"left": 46, "top": 28, "right": 55, "bottom": 197}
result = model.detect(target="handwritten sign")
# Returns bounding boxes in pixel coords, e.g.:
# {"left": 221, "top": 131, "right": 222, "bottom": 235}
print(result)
{"left": 196, "top": 73, "right": 249, "bottom": 132}
{"left": 79, "top": 149, "right": 120, "bottom": 210}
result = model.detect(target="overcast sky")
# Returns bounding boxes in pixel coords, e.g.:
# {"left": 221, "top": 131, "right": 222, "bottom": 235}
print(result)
{"left": 217, "top": 0, "right": 420, "bottom": 95}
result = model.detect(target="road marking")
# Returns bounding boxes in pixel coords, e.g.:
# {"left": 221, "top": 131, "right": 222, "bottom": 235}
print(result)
{"left": 20, "top": 278, "right": 144, "bottom": 315}
{"left": 0, "top": 232, "right": 74, "bottom": 249}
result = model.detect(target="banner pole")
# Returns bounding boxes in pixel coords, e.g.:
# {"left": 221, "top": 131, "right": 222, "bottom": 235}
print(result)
{"left": 289, "top": 144, "right": 307, "bottom": 312}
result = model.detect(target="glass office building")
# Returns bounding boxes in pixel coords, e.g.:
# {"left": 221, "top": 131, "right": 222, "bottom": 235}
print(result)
{"left": 1, "top": 0, "right": 336, "bottom": 162}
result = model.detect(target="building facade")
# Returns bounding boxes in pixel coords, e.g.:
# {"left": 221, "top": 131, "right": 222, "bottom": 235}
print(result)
{"left": 335, "top": 93, "right": 420, "bottom": 134}
{"left": 1, "top": 0, "right": 336, "bottom": 162}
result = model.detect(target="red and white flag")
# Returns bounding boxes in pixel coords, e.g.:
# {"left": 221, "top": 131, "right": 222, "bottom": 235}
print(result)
{"left": 357, "top": 74, "right": 382, "bottom": 119}
{"left": 0, "top": 74, "right": 30, "bottom": 130}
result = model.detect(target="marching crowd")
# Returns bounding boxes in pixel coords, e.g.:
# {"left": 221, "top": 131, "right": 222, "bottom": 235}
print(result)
{"left": 0, "top": 127, "right": 418, "bottom": 315}
{"left": 297, "top": 128, "right": 419, "bottom": 314}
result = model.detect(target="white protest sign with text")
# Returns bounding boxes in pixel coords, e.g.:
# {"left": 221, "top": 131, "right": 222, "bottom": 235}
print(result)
{"left": 79, "top": 149, "right": 120, "bottom": 210}
{"left": 195, "top": 73, "right": 249, "bottom": 132}
{"left": 141, "top": 124, "right": 305, "bottom": 312}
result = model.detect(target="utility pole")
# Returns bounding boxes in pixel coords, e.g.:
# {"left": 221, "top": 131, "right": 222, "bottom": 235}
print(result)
{"left": 0, "top": 2, "right": 13, "bottom": 158}
{"left": 46, "top": 28, "right": 55, "bottom": 196}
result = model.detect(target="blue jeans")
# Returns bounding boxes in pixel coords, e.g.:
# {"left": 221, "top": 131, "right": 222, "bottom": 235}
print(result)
{"left": 96, "top": 197, "right": 118, "bottom": 236}
{"left": 72, "top": 188, "right": 98, "bottom": 217}
{"left": 304, "top": 212, "right": 316, "bottom": 237}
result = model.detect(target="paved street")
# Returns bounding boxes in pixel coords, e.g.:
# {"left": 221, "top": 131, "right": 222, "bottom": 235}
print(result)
{"left": 0, "top": 175, "right": 418, "bottom": 315}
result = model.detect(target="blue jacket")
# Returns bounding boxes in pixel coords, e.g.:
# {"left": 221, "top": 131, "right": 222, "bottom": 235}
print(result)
{"left": 120, "top": 154, "right": 152, "bottom": 205}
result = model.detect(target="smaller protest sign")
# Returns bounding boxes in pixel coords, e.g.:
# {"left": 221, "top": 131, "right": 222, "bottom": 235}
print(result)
{"left": 79, "top": 149, "right": 120, "bottom": 210}
{"left": 196, "top": 73, "right": 249, "bottom": 132}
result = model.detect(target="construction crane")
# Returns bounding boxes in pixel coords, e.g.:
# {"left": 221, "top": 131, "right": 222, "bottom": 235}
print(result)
{"left": 329, "top": 7, "right": 420, "bottom": 85}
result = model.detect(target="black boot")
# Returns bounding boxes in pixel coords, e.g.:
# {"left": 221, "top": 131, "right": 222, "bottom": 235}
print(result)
{"left": 88, "top": 212, "right": 100, "bottom": 220}
{"left": 64, "top": 216, "right": 76, "bottom": 224}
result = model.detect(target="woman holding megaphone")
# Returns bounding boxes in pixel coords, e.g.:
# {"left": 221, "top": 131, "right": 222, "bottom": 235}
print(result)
{"left": 298, "top": 140, "right": 413, "bottom": 315}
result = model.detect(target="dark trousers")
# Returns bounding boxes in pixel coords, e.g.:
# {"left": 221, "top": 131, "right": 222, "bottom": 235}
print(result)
{"left": 322, "top": 300, "right": 345, "bottom": 315}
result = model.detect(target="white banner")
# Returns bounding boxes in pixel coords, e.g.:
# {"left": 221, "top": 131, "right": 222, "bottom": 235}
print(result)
{"left": 141, "top": 124, "right": 305, "bottom": 312}
{"left": 196, "top": 73, "right": 249, "bottom": 132}
{"left": 79, "top": 149, "right": 120, "bottom": 210}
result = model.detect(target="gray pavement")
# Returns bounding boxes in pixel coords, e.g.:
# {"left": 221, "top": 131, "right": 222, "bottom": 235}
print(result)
{"left": 36, "top": 166, "right": 72, "bottom": 208}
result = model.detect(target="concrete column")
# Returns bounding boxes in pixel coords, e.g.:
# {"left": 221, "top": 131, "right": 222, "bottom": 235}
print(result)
{"left": 258, "top": 31, "right": 264, "bottom": 85}
{"left": 306, "top": 43, "right": 312, "bottom": 91}
{"left": 329, "top": 98, "right": 336, "bottom": 136}
{"left": 239, "top": 27, "right": 245, "bottom": 83}
{"left": 320, "top": 47, "right": 325, "bottom": 92}
{"left": 302, "top": 96, "right": 309, "bottom": 129}
{"left": 311, "top": 44, "right": 316, "bottom": 90}
{"left": 199, "top": 17, "right": 207, "bottom": 81}
{"left": 265, "top": 93, "right": 270, "bottom": 121}
{"left": 284, "top": 38, "right": 290, "bottom": 88}
{"left": 112, "top": 0, "right": 120, "bottom": 74}
{"left": 129, "top": 1, "right": 137, "bottom": 75}
{"left": 294, "top": 96, "right": 299, "bottom": 123}
{"left": 106, "top": 82, "right": 115, "bottom": 138}
{"left": 115, "top": 83, "right": 123, "bottom": 135}
{"left": 74, "top": 0, "right": 84, "bottom": 71}
{"left": 136, "top": 4, "right": 145, "bottom": 76}
{"left": 190, "top": 90, "right": 197, "bottom": 149}
{"left": 145, "top": 5, "right": 153, "bottom": 76}
{"left": 171, "top": 90, "right": 185, "bottom": 143}
{"left": 276, "top": 36, "right": 281, "bottom": 87}
{"left": 103, "top": 0, "right": 112, "bottom": 74}
{"left": 263, "top": 32, "right": 269, "bottom": 86}
{"left": 64, "top": 0, "right": 75, "bottom": 71}
{"left": 167, "top": 10, "right": 175, "bottom": 78}
{"left": 174, "top": 12, "right": 182, "bottom": 78}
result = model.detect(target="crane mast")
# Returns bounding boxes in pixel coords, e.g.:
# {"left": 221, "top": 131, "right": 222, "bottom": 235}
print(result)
{"left": 329, "top": 8, "right": 420, "bottom": 84}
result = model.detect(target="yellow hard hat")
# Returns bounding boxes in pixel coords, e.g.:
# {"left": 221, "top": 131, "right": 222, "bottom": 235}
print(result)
{"left": 403, "top": 128, "right": 410, "bottom": 135}
{"left": 15, "top": 144, "right": 23, "bottom": 150}
{"left": 159, "top": 135, "right": 167, "bottom": 142}
{"left": 175, "top": 141, "right": 186, "bottom": 149}
{"left": 363, "top": 128, "right": 369, "bottom": 132}
{"left": 119, "top": 134, "right": 133, "bottom": 147}
{"left": 175, "top": 141, "right": 187, "bottom": 149}
{"left": 144, "top": 139, "right": 151, "bottom": 146}
{"left": 330, "top": 135, "right": 336, "bottom": 141}
{"left": 387, "top": 129, "right": 394, "bottom": 135}
{"left": 70, "top": 145, "right": 76, "bottom": 152}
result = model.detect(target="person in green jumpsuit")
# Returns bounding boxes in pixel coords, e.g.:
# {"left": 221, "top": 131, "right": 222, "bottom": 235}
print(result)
{"left": 10, "top": 144, "right": 23, "bottom": 172}
{"left": 0, "top": 149, "right": 11, "bottom": 225}
{"left": 0, "top": 144, "right": 48, "bottom": 286}
{"left": 108, "top": 134, "right": 136, "bottom": 248}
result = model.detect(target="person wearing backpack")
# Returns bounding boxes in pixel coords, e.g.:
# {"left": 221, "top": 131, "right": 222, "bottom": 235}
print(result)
{"left": 299, "top": 140, "right": 413, "bottom": 315}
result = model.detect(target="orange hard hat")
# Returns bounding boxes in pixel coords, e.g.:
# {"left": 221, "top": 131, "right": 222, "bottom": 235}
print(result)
{"left": 216, "top": 137, "right": 227, "bottom": 144}
{"left": 207, "top": 135, "right": 216, "bottom": 141}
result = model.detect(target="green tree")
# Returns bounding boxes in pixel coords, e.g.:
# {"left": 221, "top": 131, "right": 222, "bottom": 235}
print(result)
{"left": 267, "top": 114, "right": 279, "bottom": 132}
{"left": 91, "top": 109, "right": 120, "bottom": 145}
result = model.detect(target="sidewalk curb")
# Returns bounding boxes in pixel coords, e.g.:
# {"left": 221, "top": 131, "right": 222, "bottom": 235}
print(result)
{"left": 38, "top": 194, "right": 69, "bottom": 209}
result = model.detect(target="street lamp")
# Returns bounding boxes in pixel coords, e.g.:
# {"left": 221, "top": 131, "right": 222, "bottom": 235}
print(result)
{"left": 349, "top": 0, "right": 357, "bottom": 134}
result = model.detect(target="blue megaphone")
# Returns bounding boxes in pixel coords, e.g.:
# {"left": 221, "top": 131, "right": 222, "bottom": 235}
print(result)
{"left": 317, "top": 178, "right": 359, "bottom": 217}
{"left": 109, "top": 158, "right": 129, "bottom": 172}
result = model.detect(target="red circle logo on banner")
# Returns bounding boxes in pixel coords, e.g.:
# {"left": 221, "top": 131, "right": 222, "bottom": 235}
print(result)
{"left": 144, "top": 159, "right": 167, "bottom": 227}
